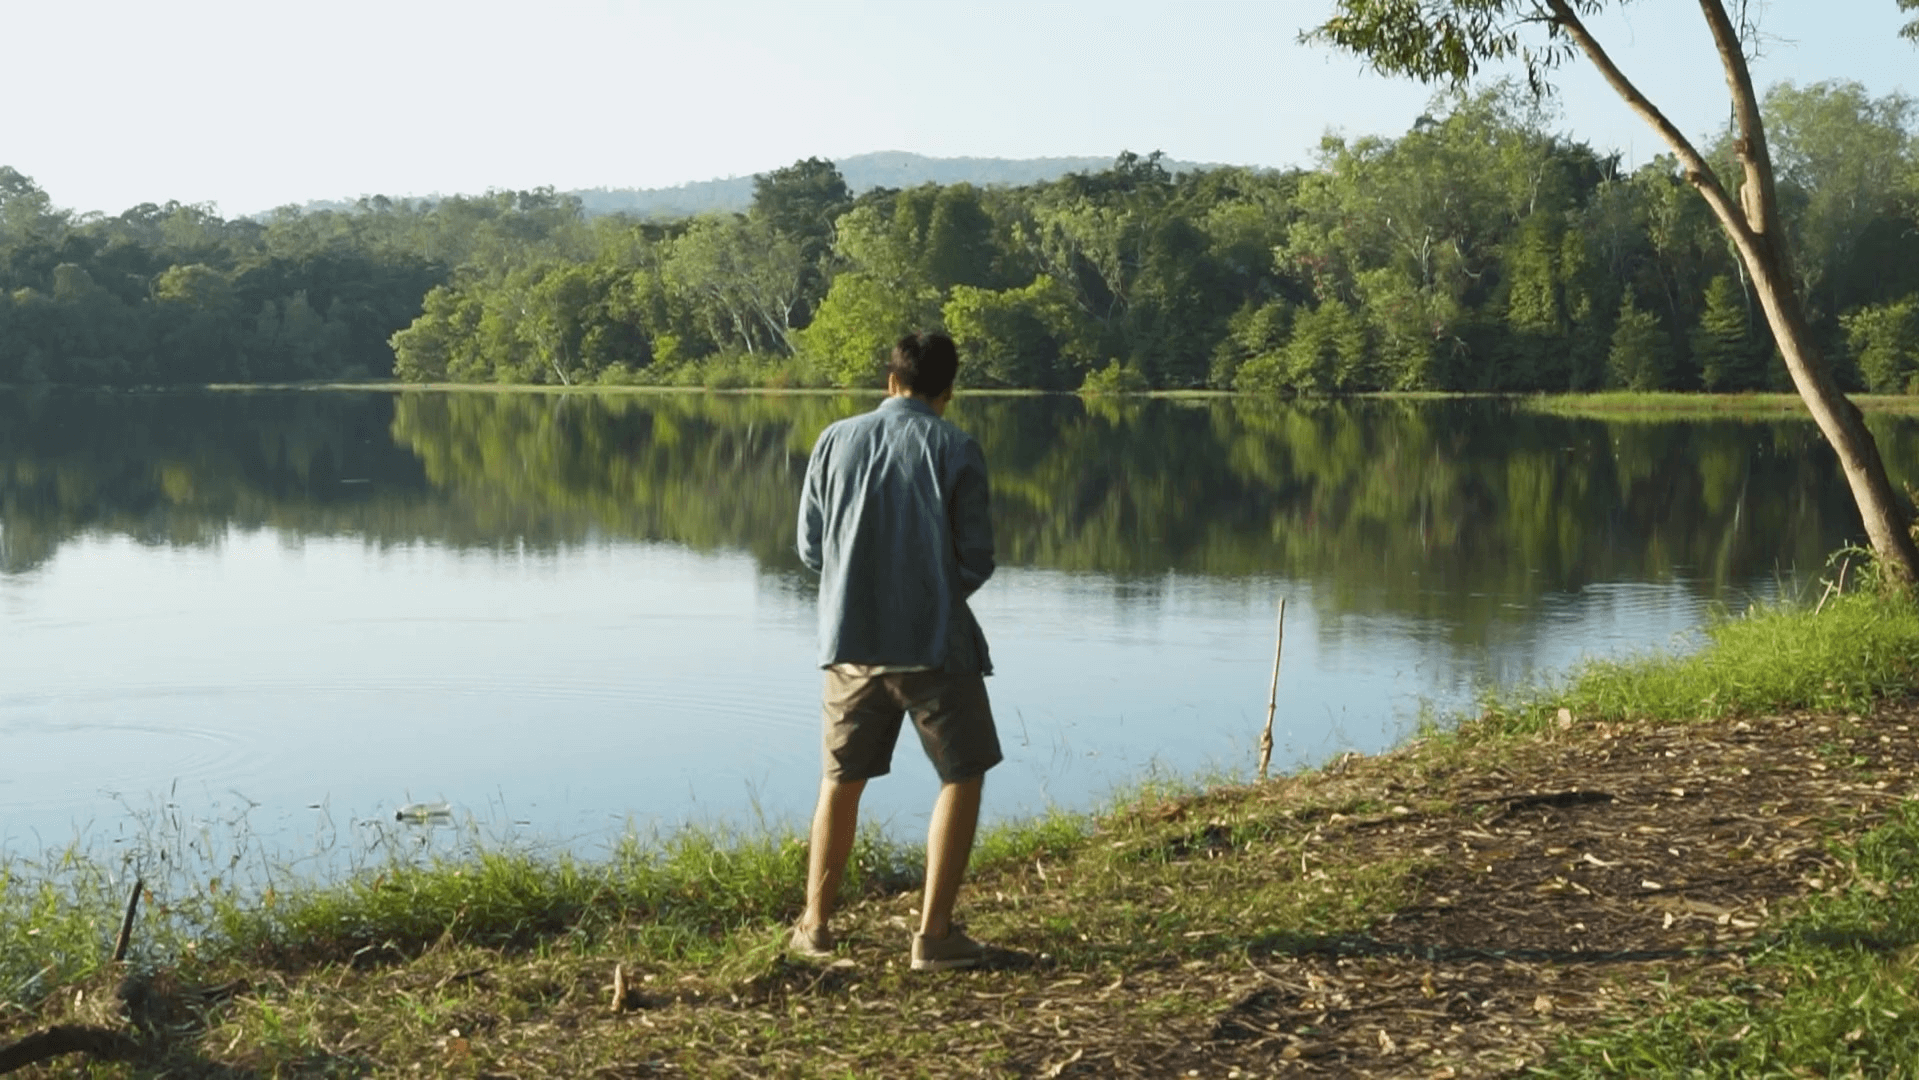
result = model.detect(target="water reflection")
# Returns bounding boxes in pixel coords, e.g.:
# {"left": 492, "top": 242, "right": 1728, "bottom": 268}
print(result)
{"left": 5, "top": 389, "right": 1907, "bottom": 614}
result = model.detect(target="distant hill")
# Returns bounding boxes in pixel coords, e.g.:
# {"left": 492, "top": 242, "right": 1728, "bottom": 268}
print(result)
{"left": 275, "top": 152, "right": 1224, "bottom": 221}
{"left": 567, "top": 151, "right": 1216, "bottom": 219}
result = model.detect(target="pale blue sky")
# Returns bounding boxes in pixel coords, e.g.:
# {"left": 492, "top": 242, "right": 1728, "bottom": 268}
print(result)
{"left": 6, "top": 0, "right": 1913, "bottom": 217}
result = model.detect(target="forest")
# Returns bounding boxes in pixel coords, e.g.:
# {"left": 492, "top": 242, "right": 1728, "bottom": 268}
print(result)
{"left": 2, "top": 81, "right": 1916, "bottom": 395}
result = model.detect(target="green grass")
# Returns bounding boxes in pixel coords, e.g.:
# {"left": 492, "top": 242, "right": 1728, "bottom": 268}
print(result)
{"left": 0, "top": 849, "right": 136, "bottom": 1009}
{"left": 0, "top": 805, "right": 1089, "bottom": 1010}
{"left": 1472, "top": 588, "right": 1919, "bottom": 740}
{"left": 1522, "top": 390, "right": 1919, "bottom": 419}
{"left": 967, "top": 807, "right": 1091, "bottom": 873}
{"left": 198, "top": 823, "right": 936, "bottom": 972}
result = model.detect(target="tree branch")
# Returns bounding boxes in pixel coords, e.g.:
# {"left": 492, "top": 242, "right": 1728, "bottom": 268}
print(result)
{"left": 1540, "top": 0, "right": 1760, "bottom": 259}
{"left": 0, "top": 1026, "right": 141, "bottom": 1074}
{"left": 1696, "top": 0, "right": 1781, "bottom": 236}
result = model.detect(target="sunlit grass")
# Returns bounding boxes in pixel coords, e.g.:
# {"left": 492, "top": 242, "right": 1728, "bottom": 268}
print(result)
{"left": 1522, "top": 390, "right": 1919, "bottom": 419}
{"left": 1467, "top": 587, "right": 1919, "bottom": 740}
{"left": 196, "top": 822, "right": 936, "bottom": 972}
{"left": 0, "top": 849, "right": 133, "bottom": 1009}
{"left": 967, "top": 807, "right": 1090, "bottom": 874}
{"left": 0, "top": 804, "right": 1090, "bottom": 1012}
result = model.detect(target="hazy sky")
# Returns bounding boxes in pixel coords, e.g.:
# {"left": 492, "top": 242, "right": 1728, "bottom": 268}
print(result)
{"left": 7, "top": 0, "right": 1914, "bottom": 217}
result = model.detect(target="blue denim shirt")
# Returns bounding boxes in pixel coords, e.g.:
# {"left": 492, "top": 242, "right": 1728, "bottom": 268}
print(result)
{"left": 798, "top": 395, "right": 995, "bottom": 674}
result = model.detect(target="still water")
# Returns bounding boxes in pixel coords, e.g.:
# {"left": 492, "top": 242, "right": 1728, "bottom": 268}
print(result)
{"left": 2, "top": 390, "right": 1912, "bottom": 857}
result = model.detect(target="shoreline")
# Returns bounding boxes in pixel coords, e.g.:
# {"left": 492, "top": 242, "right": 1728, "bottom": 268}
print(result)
{"left": 10, "top": 380, "right": 1919, "bottom": 417}
{"left": 6, "top": 585, "right": 1919, "bottom": 1074}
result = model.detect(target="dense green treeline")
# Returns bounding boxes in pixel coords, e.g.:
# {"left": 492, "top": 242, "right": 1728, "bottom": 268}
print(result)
{"left": 5, "top": 81, "right": 1915, "bottom": 394}
{"left": 391, "top": 81, "right": 1919, "bottom": 394}
{"left": 0, "top": 178, "right": 592, "bottom": 386}
{"left": 5, "top": 392, "right": 1912, "bottom": 644}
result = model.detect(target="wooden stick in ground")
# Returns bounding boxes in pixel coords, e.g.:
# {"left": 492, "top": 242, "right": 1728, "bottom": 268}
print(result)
{"left": 1257, "top": 597, "right": 1287, "bottom": 781}
{"left": 111, "top": 879, "right": 142, "bottom": 964}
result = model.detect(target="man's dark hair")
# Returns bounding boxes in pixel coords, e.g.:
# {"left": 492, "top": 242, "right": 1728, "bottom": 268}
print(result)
{"left": 889, "top": 333, "right": 959, "bottom": 399}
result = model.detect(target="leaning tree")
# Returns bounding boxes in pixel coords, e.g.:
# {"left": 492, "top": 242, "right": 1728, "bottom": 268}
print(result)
{"left": 1310, "top": 0, "right": 1919, "bottom": 589}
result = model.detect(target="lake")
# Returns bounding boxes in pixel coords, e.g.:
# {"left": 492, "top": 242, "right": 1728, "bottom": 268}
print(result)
{"left": 3, "top": 390, "right": 1912, "bottom": 863}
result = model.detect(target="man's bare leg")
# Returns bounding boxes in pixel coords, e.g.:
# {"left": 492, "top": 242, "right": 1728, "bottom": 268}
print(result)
{"left": 800, "top": 777, "right": 866, "bottom": 933}
{"left": 919, "top": 775, "right": 983, "bottom": 939}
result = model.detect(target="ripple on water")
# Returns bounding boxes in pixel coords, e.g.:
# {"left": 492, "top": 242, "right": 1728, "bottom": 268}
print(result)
{"left": 0, "top": 669, "right": 819, "bottom": 838}
{"left": 6, "top": 669, "right": 813, "bottom": 732}
{"left": 0, "top": 707, "right": 260, "bottom": 821}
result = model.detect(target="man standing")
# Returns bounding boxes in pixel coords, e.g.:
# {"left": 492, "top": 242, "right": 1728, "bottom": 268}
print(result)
{"left": 792, "top": 332, "right": 1000, "bottom": 972}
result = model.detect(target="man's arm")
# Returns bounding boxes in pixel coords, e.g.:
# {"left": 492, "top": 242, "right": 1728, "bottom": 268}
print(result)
{"left": 949, "top": 438, "right": 995, "bottom": 597}
{"left": 798, "top": 437, "right": 829, "bottom": 574}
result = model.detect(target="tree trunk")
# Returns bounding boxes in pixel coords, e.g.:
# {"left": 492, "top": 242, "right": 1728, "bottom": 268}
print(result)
{"left": 1542, "top": 0, "right": 1919, "bottom": 590}
{"left": 1692, "top": 0, "right": 1919, "bottom": 588}
{"left": 1742, "top": 242, "right": 1919, "bottom": 586}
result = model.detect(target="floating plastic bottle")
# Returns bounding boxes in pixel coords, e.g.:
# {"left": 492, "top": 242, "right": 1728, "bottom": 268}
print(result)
{"left": 394, "top": 801, "right": 453, "bottom": 823}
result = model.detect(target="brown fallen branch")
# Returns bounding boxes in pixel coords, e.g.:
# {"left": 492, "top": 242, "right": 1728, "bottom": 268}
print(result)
{"left": 0, "top": 1026, "right": 142, "bottom": 1074}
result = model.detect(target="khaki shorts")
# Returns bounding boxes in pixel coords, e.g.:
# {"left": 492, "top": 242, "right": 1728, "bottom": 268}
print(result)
{"left": 821, "top": 668, "right": 1002, "bottom": 783}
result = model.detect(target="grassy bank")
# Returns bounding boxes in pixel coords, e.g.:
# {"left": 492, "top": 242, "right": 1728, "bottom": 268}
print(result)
{"left": 1523, "top": 390, "right": 1919, "bottom": 419}
{"left": 6, "top": 588, "right": 1919, "bottom": 1076}
{"left": 116, "top": 382, "right": 1919, "bottom": 422}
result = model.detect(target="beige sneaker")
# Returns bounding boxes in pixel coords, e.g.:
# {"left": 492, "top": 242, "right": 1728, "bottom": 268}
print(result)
{"left": 911, "top": 928, "right": 984, "bottom": 972}
{"left": 788, "top": 923, "right": 835, "bottom": 958}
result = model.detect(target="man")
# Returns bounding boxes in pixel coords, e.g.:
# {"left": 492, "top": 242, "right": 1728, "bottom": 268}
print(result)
{"left": 792, "top": 332, "right": 1000, "bottom": 972}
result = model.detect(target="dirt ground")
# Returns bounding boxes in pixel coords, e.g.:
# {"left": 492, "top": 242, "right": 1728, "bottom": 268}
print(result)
{"left": 991, "top": 703, "right": 1919, "bottom": 1077}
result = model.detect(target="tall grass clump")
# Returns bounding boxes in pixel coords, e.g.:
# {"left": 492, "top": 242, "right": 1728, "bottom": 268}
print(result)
{"left": 1538, "top": 802, "right": 1919, "bottom": 1077}
{"left": 0, "top": 849, "right": 138, "bottom": 1009}
{"left": 1478, "top": 586, "right": 1919, "bottom": 737}
{"left": 968, "top": 809, "right": 1091, "bottom": 874}
{"left": 2, "top": 798, "right": 1101, "bottom": 999}
{"left": 208, "top": 822, "right": 925, "bottom": 969}
{"left": 0, "top": 812, "right": 936, "bottom": 1005}
{"left": 1524, "top": 391, "right": 1919, "bottom": 419}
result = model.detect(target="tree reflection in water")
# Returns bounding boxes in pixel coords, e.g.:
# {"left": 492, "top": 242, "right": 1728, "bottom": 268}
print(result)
{"left": 3, "top": 389, "right": 1912, "bottom": 651}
